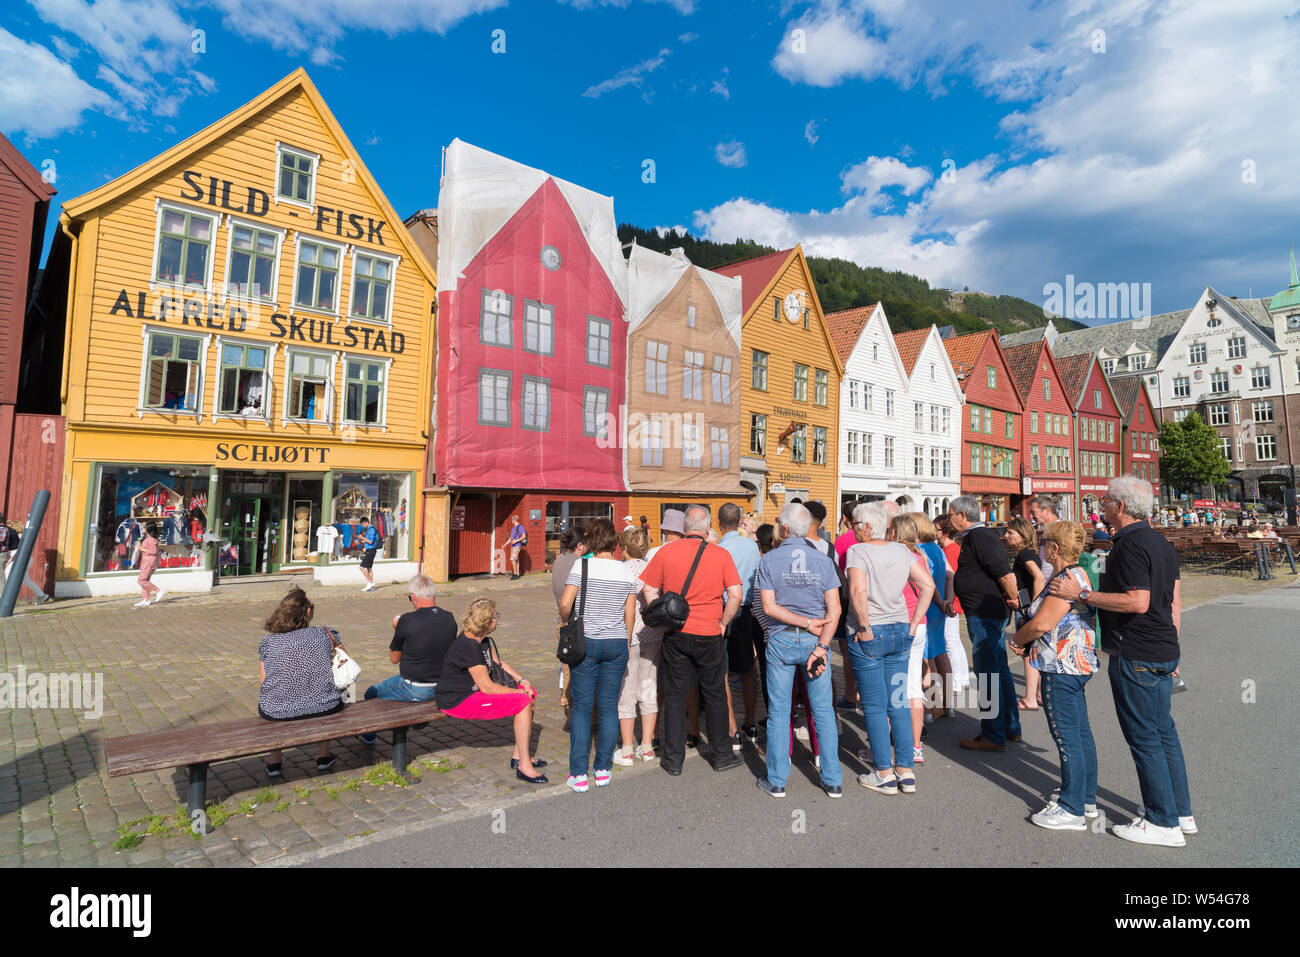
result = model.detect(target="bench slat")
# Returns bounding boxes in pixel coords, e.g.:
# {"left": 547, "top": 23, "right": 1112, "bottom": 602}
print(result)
{"left": 104, "top": 699, "right": 445, "bottom": 777}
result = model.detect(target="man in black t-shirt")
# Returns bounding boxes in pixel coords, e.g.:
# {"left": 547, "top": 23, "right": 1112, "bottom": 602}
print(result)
{"left": 947, "top": 495, "right": 1022, "bottom": 752}
{"left": 360, "top": 575, "right": 456, "bottom": 743}
{"left": 1049, "top": 476, "right": 1193, "bottom": 848}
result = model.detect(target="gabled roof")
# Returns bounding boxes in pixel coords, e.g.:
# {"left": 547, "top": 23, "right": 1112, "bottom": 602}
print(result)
{"left": 627, "top": 243, "right": 742, "bottom": 348}
{"left": 716, "top": 247, "right": 797, "bottom": 317}
{"left": 999, "top": 326, "right": 1049, "bottom": 349}
{"left": 1002, "top": 341, "right": 1043, "bottom": 403}
{"left": 825, "top": 303, "right": 879, "bottom": 365}
{"left": 60, "top": 67, "right": 436, "bottom": 289}
{"left": 1054, "top": 352, "right": 1095, "bottom": 408}
{"left": 942, "top": 329, "right": 992, "bottom": 379}
{"left": 1109, "top": 376, "right": 1140, "bottom": 419}
{"left": 892, "top": 326, "right": 931, "bottom": 377}
{"left": 0, "top": 132, "right": 56, "bottom": 201}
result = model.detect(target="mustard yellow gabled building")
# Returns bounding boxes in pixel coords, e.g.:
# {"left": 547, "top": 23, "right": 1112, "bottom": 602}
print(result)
{"left": 51, "top": 69, "right": 437, "bottom": 596}
{"left": 716, "top": 246, "right": 843, "bottom": 516}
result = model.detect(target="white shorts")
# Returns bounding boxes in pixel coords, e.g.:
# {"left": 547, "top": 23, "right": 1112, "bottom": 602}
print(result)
{"left": 906, "top": 628, "right": 927, "bottom": 700}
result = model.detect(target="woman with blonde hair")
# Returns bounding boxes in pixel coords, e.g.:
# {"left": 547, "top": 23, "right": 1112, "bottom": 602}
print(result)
{"left": 1010, "top": 521, "right": 1098, "bottom": 829}
{"left": 436, "top": 597, "right": 547, "bottom": 783}
{"left": 892, "top": 514, "right": 943, "bottom": 763}
{"left": 1005, "top": 516, "right": 1046, "bottom": 710}
{"left": 614, "top": 527, "right": 662, "bottom": 765}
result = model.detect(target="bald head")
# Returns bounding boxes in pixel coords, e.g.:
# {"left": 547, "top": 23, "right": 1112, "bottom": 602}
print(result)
{"left": 684, "top": 506, "right": 711, "bottom": 533}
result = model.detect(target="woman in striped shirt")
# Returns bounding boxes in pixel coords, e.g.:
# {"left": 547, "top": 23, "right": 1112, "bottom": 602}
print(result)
{"left": 559, "top": 519, "right": 636, "bottom": 793}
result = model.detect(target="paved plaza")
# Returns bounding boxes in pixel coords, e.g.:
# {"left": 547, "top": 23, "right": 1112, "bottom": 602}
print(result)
{"left": 1, "top": 568, "right": 1297, "bottom": 868}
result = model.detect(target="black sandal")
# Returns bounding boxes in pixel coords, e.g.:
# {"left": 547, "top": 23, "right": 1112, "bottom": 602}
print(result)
{"left": 510, "top": 757, "right": 548, "bottom": 770}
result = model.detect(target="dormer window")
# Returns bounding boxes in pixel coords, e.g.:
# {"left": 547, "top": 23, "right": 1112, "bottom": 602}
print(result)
{"left": 1130, "top": 354, "right": 1147, "bottom": 370}
{"left": 276, "top": 143, "right": 318, "bottom": 207}
{"left": 1102, "top": 357, "right": 1116, "bottom": 374}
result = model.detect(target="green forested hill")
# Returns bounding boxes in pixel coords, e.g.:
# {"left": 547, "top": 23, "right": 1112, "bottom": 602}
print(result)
{"left": 618, "top": 224, "right": 1082, "bottom": 335}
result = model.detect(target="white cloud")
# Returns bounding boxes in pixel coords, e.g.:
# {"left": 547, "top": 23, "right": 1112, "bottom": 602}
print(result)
{"left": 804, "top": 119, "right": 819, "bottom": 146}
{"left": 714, "top": 140, "right": 747, "bottom": 168}
{"left": 732, "top": 0, "right": 1300, "bottom": 310}
{"left": 0, "top": 29, "right": 119, "bottom": 139}
{"left": 563, "top": 0, "right": 697, "bottom": 12}
{"left": 678, "top": 32, "right": 699, "bottom": 43}
{"left": 584, "top": 47, "right": 672, "bottom": 97}
{"left": 710, "top": 68, "right": 730, "bottom": 99}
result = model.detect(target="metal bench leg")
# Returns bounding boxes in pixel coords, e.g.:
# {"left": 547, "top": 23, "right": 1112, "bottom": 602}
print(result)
{"left": 392, "top": 726, "right": 408, "bottom": 772}
{"left": 188, "top": 762, "right": 212, "bottom": 835}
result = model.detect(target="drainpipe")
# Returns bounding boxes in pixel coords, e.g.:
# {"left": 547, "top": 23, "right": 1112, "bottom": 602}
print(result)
{"left": 58, "top": 213, "right": 78, "bottom": 407}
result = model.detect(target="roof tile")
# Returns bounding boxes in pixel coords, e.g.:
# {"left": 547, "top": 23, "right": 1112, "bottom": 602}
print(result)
{"left": 892, "top": 326, "right": 931, "bottom": 376}
{"left": 825, "top": 305, "right": 878, "bottom": 365}
{"left": 716, "top": 248, "right": 796, "bottom": 317}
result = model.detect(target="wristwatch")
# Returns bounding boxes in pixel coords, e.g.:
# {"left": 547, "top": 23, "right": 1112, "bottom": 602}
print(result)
{"left": 1079, "top": 588, "right": 1092, "bottom": 603}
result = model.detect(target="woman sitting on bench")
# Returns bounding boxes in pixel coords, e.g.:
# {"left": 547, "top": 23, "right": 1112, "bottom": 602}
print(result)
{"left": 258, "top": 587, "right": 345, "bottom": 777}
{"left": 436, "top": 598, "right": 548, "bottom": 784}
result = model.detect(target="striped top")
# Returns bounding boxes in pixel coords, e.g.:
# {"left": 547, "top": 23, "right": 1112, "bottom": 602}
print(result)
{"left": 566, "top": 557, "right": 637, "bottom": 641}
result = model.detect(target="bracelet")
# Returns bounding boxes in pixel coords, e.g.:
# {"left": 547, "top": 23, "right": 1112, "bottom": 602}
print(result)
{"left": 816, "top": 642, "right": 831, "bottom": 651}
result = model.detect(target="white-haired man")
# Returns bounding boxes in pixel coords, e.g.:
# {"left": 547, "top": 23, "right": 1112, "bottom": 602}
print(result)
{"left": 640, "top": 506, "right": 743, "bottom": 775}
{"left": 1048, "top": 475, "right": 1194, "bottom": 846}
{"left": 753, "top": 503, "right": 843, "bottom": 798}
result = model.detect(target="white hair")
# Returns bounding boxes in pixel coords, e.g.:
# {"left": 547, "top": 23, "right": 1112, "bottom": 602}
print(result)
{"left": 948, "top": 495, "right": 981, "bottom": 522}
{"left": 777, "top": 503, "right": 812, "bottom": 539}
{"left": 853, "top": 502, "right": 889, "bottom": 540}
{"left": 683, "top": 506, "right": 712, "bottom": 533}
{"left": 408, "top": 574, "right": 437, "bottom": 599}
{"left": 1108, "top": 475, "right": 1154, "bottom": 519}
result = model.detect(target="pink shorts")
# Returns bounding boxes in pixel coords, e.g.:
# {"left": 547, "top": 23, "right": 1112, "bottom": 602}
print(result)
{"left": 444, "top": 688, "right": 534, "bottom": 720}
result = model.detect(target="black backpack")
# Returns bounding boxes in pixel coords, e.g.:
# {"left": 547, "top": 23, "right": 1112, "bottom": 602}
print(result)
{"left": 643, "top": 539, "right": 707, "bottom": 634}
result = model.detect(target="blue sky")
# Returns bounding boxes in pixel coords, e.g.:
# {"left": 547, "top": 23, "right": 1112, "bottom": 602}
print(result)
{"left": 3, "top": 0, "right": 1298, "bottom": 318}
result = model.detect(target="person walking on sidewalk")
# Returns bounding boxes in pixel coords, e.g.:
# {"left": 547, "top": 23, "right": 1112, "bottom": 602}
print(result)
{"left": 947, "top": 496, "right": 1022, "bottom": 751}
{"left": 754, "top": 503, "right": 843, "bottom": 799}
{"left": 358, "top": 516, "right": 381, "bottom": 591}
{"left": 0, "top": 515, "right": 52, "bottom": 605}
{"left": 134, "top": 522, "right": 165, "bottom": 607}
{"left": 639, "top": 506, "right": 743, "bottom": 775}
{"left": 507, "top": 515, "right": 527, "bottom": 580}
{"left": 1047, "top": 476, "right": 1195, "bottom": 847}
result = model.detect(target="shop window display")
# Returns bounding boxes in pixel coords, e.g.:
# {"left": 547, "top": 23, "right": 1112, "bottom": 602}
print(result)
{"left": 91, "top": 465, "right": 211, "bottom": 573}
{"left": 330, "top": 472, "right": 411, "bottom": 562}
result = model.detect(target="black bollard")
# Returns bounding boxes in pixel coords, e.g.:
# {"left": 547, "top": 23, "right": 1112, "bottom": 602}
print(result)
{"left": 0, "top": 489, "right": 51, "bottom": 618}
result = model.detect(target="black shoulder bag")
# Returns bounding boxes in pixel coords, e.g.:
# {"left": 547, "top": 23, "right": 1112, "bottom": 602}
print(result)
{"left": 643, "top": 539, "right": 708, "bottom": 634}
{"left": 485, "top": 635, "right": 518, "bottom": 689}
{"left": 556, "top": 558, "right": 588, "bottom": 665}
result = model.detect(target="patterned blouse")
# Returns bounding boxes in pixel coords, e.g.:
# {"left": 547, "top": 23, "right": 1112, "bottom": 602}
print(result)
{"left": 258, "top": 625, "right": 344, "bottom": 719}
{"left": 623, "top": 558, "right": 663, "bottom": 646}
{"left": 1026, "top": 566, "right": 1098, "bottom": 676}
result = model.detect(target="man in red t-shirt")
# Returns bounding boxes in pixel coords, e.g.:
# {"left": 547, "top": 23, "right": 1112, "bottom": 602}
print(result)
{"left": 640, "top": 506, "right": 743, "bottom": 775}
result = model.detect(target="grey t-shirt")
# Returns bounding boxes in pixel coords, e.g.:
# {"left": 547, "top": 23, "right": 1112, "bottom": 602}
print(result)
{"left": 845, "top": 541, "right": 915, "bottom": 629}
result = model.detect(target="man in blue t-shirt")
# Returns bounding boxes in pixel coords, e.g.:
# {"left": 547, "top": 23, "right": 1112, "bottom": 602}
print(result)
{"left": 359, "top": 516, "right": 382, "bottom": 591}
{"left": 752, "top": 503, "right": 843, "bottom": 799}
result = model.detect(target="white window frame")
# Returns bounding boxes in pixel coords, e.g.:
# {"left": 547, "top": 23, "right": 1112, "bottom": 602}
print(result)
{"left": 681, "top": 422, "right": 702, "bottom": 468}
{"left": 646, "top": 341, "right": 668, "bottom": 395}
{"left": 212, "top": 335, "right": 277, "bottom": 424}
{"left": 347, "top": 248, "right": 400, "bottom": 327}
{"left": 1219, "top": 437, "right": 1231, "bottom": 461}
{"left": 710, "top": 426, "right": 730, "bottom": 470}
{"left": 583, "top": 386, "right": 610, "bottom": 440}
{"left": 520, "top": 376, "right": 551, "bottom": 433}
{"left": 1227, "top": 336, "right": 1246, "bottom": 359}
{"left": 340, "top": 354, "right": 392, "bottom": 431}
{"left": 683, "top": 350, "right": 705, "bottom": 400}
{"left": 1210, "top": 371, "right": 1229, "bottom": 394}
{"left": 586, "top": 316, "right": 612, "bottom": 367}
{"left": 1172, "top": 375, "right": 1190, "bottom": 398}
{"left": 478, "top": 369, "right": 512, "bottom": 428}
{"left": 847, "top": 430, "right": 859, "bottom": 465}
{"left": 1189, "top": 342, "right": 1206, "bottom": 364}
{"left": 883, "top": 435, "right": 895, "bottom": 469}
{"left": 522, "top": 299, "right": 556, "bottom": 356}
{"left": 711, "top": 355, "right": 732, "bottom": 404}
{"left": 136, "top": 324, "right": 211, "bottom": 421}
{"left": 222, "top": 216, "right": 286, "bottom": 305}
{"left": 641, "top": 417, "right": 664, "bottom": 467}
{"left": 1252, "top": 400, "right": 1274, "bottom": 424}
{"left": 149, "top": 198, "right": 218, "bottom": 294}
{"left": 281, "top": 346, "right": 337, "bottom": 427}
{"left": 1251, "top": 366, "right": 1271, "bottom": 389}
{"left": 863, "top": 432, "right": 873, "bottom": 466}
{"left": 1256, "top": 434, "right": 1277, "bottom": 461}
{"left": 480, "top": 288, "right": 514, "bottom": 347}
{"left": 1209, "top": 403, "right": 1229, "bottom": 426}
{"left": 290, "top": 233, "right": 346, "bottom": 317}
{"left": 274, "top": 142, "right": 320, "bottom": 211}
{"left": 914, "top": 401, "right": 925, "bottom": 432}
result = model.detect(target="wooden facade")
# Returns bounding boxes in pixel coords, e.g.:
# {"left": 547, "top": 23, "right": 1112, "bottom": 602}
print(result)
{"left": 945, "top": 330, "right": 1023, "bottom": 523}
{"left": 1005, "top": 340, "right": 1077, "bottom": 519}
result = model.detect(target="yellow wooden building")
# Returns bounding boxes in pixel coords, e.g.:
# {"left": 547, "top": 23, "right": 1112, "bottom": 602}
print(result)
{"left": 50, "top": 69, "right": 437, "bottom": 596}
{"left": 717, "top": 246, "right": 842, "bottom": 517}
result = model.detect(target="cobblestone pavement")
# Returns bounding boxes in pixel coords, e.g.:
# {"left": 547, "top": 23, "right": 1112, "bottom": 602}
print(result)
{"left": 1, "top": 566, "right": 1294, "bottom": 867}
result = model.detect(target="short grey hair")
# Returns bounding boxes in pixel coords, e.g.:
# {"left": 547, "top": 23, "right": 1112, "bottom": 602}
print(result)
{"left": 853, "top": 502, "right": 889, "bottom": 540}
{"left": 408, "top": 574, "right": 437, "bottom": 599}
{"left": 683, "top": 506, "right": 712, "bottom": 533}
{"left": 1031, "top": 494, "right": 1059, "bottom": 514}
{"left": 1108, "top": 475, "right": 1154, "bottom": 519}
{"left": 948, "top": 495, "right": 981, "bottom": 522}
{"left": 777, "top": 503, "right": 812, "bottom": 539}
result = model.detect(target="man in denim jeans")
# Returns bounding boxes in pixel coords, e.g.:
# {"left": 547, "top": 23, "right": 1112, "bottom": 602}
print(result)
{"left": 947, "top": 496, "right": 1022, "bottom": 751}
{"left": 1049, "top": 476, "right": 1194, "bottom": 847}
{"left": 753, "top": 503, "right": 843, "bottom": 798}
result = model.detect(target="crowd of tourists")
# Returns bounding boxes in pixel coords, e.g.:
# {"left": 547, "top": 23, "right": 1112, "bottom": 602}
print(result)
{"left": 254, "top": 474, "right": 1194, "bottom": 847}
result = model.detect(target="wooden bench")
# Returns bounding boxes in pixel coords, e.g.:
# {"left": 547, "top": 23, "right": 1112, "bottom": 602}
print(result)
{"left": 104, "top": 699, "right": 446, "bottom": 833}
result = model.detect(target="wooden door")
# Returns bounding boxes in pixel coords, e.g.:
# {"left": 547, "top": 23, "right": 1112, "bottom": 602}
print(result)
{"left": 449, "top": 497, "right": 494, "bottom": 575}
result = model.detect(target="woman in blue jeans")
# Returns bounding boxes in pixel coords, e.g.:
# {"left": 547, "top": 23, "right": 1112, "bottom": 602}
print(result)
{"left": 558, "top": 519, "right": 636, "bottom": 793}
{"left": 844, "top": 502, "right": 935, "bottom": 795}
{"left": 1010, "top": 521, "right": 1099, "bottom": 830}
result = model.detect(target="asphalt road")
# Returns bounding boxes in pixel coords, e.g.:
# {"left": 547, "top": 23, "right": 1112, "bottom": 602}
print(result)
{"left": 287, "top": 583, "right": 1297, "bottom": 868}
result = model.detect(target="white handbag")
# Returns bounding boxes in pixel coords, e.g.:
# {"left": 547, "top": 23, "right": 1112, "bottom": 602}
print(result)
{"left": 331, "top": 646, "right": 361, "bottom": 690}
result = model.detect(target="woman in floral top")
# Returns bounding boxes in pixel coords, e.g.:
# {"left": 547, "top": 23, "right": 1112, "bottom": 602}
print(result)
{"left": 1010, "top": 520, "right": 1099, "bottom": 832}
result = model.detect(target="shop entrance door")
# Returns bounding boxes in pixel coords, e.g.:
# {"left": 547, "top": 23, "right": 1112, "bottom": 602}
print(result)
{"left": 220, "top": 489, "right": 284, "bottom": 576}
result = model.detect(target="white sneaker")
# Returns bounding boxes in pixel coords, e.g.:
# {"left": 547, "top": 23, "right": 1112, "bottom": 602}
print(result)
{"left": 133, "top": 599, "right": 151, "bottom": 608}
{"left": 1032, "top": 803, "right": 1087, "bottom": 830}
{"left": 151, "top": 589, "right": 167, "bottom": 604}
{"left": 1113, "top": 817, "right": 1186, "bottom": 847}
{"left": 362, "top": 583, "right": 375, "bottom": 592}
{"left": 1050, "top": 788, "right": 1099, "bottom": 818}
{"left": 612, "top": 747, "right": 634, "bottom": 767}
{"left": 1136, "top": 806, "right": 1198, "bottom": 833}
{"left": 566, "top": 774, "right": 589, "bottom": 793}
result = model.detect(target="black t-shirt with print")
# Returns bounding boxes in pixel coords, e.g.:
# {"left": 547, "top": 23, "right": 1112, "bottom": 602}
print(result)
{"left": 435, "top": 632, "right": 492, "bottom": 710}
{"left": 389, "top": 606, "right": 458, "bottom": 684}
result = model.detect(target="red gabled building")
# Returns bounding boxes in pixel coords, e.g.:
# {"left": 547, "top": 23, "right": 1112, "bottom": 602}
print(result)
{"left": 943, "top": 330, "right": 1023, "bottom": 523}
{"left": 1110, "top": 376, "right": 1162, "bottom": 501}
{"left": 1005, "top": 340, "right": 1077, "bottom": 519}
{"left": 1058, "top": 352, "right": 1123, "bottom": 520}
{"left": 433, "top": 139, "right": 630, "bottom": 575}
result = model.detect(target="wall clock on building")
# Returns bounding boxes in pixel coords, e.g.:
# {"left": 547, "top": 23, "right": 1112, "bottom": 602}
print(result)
{"left": 540, "top": 245, "right": 561, "bottom": 271}
{"left": 783, "top": 292, "right": 802, "bottom": 323}
{"left": 1287, "top": 314, "right": 1300, "bottom": 330}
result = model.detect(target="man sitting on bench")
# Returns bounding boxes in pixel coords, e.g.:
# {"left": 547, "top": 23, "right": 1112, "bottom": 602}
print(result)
{"left": 360, "top": 575, "right": 457, "bottom": 744}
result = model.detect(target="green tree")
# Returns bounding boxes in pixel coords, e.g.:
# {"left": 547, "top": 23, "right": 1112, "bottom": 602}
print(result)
{"left": 1157, "top": 413, "right": 1231, "bottom": 496}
